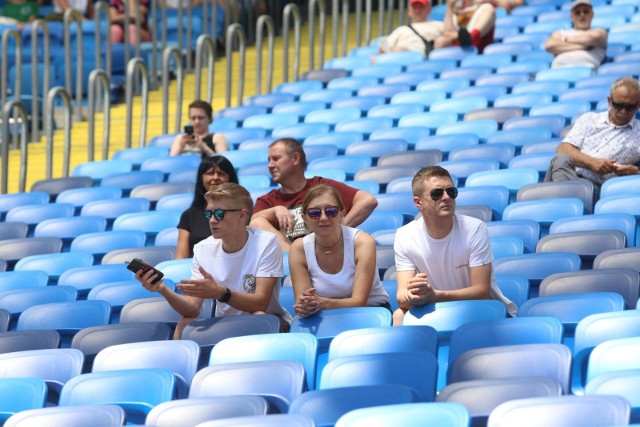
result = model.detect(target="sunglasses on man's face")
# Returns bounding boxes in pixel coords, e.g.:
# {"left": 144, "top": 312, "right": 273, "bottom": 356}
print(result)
{"left": 429, "top": 186, "right": 459, "bottom": 201}
{"left": 306, "top": 206, "right": 340, "bottom": 220}
{"left": 610, "top": 99, "right": 639, "bottom": 112}
{"left": 203, "top": 208, "right": 242, "bottom": 221}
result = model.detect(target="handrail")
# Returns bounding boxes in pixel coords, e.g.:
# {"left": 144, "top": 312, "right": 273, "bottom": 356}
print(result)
{"left": 398, "top": 0, "right": 406, "bottom": 27}
{"left": 63, "top": 9, "right": 84, "bottom": 122}
{"left": 87, "top": 69, "right": 111, "bottom": 162}
{"left": 147, "top": 0, "right": 158, "bottom": 89}
{"left": 225, "top": 23, "right": 246, "bottom": 108}
{"left": 365, "top": 0, "right": 372, "bottom": 45}
{"left": 1, "top": 100, "right": 29, "bottom": 193}
{"left": 255, "top": 14, "right": 274, "bottom": 95}
{"left": 282, "top": 3, "right": 301, "bottom": 83}
{"left": 93, "top": 1, "right": 112, "bottom": 77}
{"left": 354, "top": 0, "right": 362, "bottom": 47}
{"left": 125, "top": 58, "right": 149, "bottom": 148}
{"left": 1, "top": 29, "right": 22, "bottom": 110}
{"left": 195, "top": 34, "right": 216, "bottom": 104}
{"left": 162, "top": 47, "right": 184, "bottom": 135}
{"left": 30, "top": 19, "right": 50, "bottom": 142}
{"left": 331, "top": 0, "right": 350, "bottom": 57}
{"left": 185, "top": 2, "right": 194, "bottom": 71}
{"left": 308, "top": 0, "right": 326, "bottom": 71}
{"left": 44, "top": 87, "right": 73, "bottom": 179}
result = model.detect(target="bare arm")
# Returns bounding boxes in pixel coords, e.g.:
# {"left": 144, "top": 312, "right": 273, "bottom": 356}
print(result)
{"left": 175, "top": 229, "right": 191, "bottom": 259}
{"left": 430, "top": 263, "right": 492, "bottom": 302}
{"left": 250, "top": 205, "right": 295, "bottom": 231}
{"left": 289, "top": 238, "right": 318, "bottom": 317}
{"left": 213, "top": 133, "right": 228, "bottom": 153}
{"left": 442, "top": 0, "right": 459, "bottom": 34}
{"left": 177, "top": 266, "right": 277, "bottom": 313}
{"left": 545, "top": 29, "right": 607, "bottom": 55}
{"left": 136, "top": 268, "right": 203, "bottom": 317}
{"left": 342, "top": 190, "right": 378, "bottom": 227}
{"left": 557, "top": 142, "right": 617, "bottom": 176}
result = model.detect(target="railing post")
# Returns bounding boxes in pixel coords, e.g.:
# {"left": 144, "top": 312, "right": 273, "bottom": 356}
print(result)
{"left": 64, "top": 9, "right": 85, "bottom": 122}
{"left": 125, "top": 58, "right": 149, "bottom": 148}
{"left": 29, "top": 20, "right": 49, "bottom": 142}
{"left": 195, "top": 34, "right": 216, "bottom": 104}
{"left": 1, "top": 30, "right": 22, "bottom": 111}
{"left": 1, "top": 100, "right": 29, "bottom": 194}
{"left": 309, "top": 0, "right": 326, "bottom": 71}
{"left": 282, "top": 3, "right": 301, "bottom": 83}
{"left": 331, "top": 0, "right": 350, "bottom": 58}
{"left": 225, "top": 23, "right": 246, "bottom": 108}
{"left": 87, "top": 70, "right": 111, "bottom": 162}
{"left": 93, "top": 1, "right": 112, "bottom": 77}
{"left": 255, "top": 15, "right": 274, "bottom": 95}
{"left": 365, "top": 0, "right": 372, "bottom": 45}
{"left": 45, "top": 87, "right": 73, "bottom": 179}
{"left": 162, "top": 47, "right": 184, "bottom": 135}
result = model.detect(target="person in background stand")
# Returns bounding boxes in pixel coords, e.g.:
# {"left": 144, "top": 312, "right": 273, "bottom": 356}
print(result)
{"left": 435, "top": 0, "right": 496, "bottom": 53}
{"left": 170, "top": 100, "right": 229, "bottom": 157}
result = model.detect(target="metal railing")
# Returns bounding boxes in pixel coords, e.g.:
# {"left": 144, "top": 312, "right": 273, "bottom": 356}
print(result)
{"left": 1, "top": 29, "right": 21, "bottom": 113}
{"left": 308, "top": 0, "right": 326, "bottom": 71}
{"left": 255, "top": 14, "right": 274, "bottom": 95}
{"left": 1, "top": 100, "right": 29, "bottom": 193}
{"left": 94, "top": 1, "right": 113, "bottom": 77}
{"left": 162, "top": 47, "right": 184, "bottom": 135}
{"left": 194, "top": 34, "right": 216, "bottom": 104}
{"left": 45, "top": 87, "right": 73, "bottom": 179}
{"left": 125, "top": 58, "right": 149, "bottom": 148}
{"left": 64, "top": 9, "right": 84, "bottom": 122}
{"left": 282, "top": 3, "right": 301, "bottom": 83}
{"left": 29, "top": 20, "right": 50, "bottom": 142}
{"left": 87, "top": 69, "right": 111, "bottom": 162}
{"left": 225, "top": 23, "right": 246, "bottom": 107}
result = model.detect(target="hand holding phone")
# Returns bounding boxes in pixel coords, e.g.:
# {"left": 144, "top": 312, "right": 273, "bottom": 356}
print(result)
{"left": 127, "top": 258, "right": 164, "bottom": 285}
{"left": 183, "top": 125, "right": 194, "bottom": 135}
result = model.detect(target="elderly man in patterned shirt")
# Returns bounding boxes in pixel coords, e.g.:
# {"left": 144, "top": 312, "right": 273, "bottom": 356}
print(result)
{"left": 544, "top": 76, "right": 640, "bottom": 195}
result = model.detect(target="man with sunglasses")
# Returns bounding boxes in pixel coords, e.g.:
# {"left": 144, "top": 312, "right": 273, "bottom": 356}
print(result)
{"left": 544, "top": 0, "right": 607, "bottom": 69}
{"left": 392, "top": 166, "right": 516, "bottom": 325}
{"left": 250, "top": 137, "right": 378, "bottom": 251}
{"left": 135, "top": 182, "right": 292, "bottom": 338}
{"left": 544, "top": 77, "right": 640, "bottom": 193}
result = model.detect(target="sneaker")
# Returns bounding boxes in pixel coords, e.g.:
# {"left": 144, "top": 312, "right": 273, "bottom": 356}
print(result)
{"left": 458, "top": 28, "right": 472, "bottom": 47}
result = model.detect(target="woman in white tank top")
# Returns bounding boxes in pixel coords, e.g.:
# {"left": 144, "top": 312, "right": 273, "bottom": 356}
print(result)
{"left": 288, "top": 185, "right": 390, "bottom": 318}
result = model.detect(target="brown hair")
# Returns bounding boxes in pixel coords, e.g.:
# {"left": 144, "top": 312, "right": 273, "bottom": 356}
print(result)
{"left": 411, "top": 166, "right": 454, "bottom": 196}
{"left": 301, "top": 184, "right": 345, "bottom": 214}
{"left": 189, "top": 100, "right": 213, "bottom": 120}
{"left": 270, "top": 137, "right": 307, "bottom": 167}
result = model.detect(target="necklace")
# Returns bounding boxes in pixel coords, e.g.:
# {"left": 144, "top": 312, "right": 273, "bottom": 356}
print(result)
{"left": 315, "top": 229, "right": 343, "bottom": 254}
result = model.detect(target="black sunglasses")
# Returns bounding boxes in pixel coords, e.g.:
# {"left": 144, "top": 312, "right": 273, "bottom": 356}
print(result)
{"left": 611, "top": 99, "right": 639, "bottom": 112}
{"left": 203, "top": 209, "right": 242, "bottom": 221}
{"left": 430, "top": 187, "right": 459, "bottom": 201}
{"left": 306, "top": 206, "right": 340, "bottom": 220}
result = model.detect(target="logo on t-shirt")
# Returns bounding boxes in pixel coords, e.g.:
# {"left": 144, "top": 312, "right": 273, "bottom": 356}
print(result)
{"left": 242, "top": 274, "right": 256, "bottom": 293}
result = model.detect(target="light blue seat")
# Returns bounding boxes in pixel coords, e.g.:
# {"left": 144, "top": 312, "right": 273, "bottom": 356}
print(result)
{"left": 148, "top": 133, "right": 178, "bottom": 148}
{"left": 335, "top": 402, "right": 469, "bottom": 427}
{"left": 274, "top": 80, "right": 324, "bottom": 98}
{"left": 587, "top": 336, "right": 640, "bottom": 385}
{"left": 351, "top": 64, "right": 404, "bottom": 80}
{"left": 303, "top": 145, "right": 340, "bottom": 163}
{"left": 585, "top": 369, "right": 640, "bottom": 423}
{"left": 529, "top": 100, "right": 591, "bottom": 124}
{"left": 404, "top": 300, "right": 506, "bottom": 335}
{"left": 436, "top": 120, "right": 499, "bottom": 143}
{"left": 430, "top": 96, "right": 489, "bottom": 118}
{"left": 14, "top": 252, "right": 94, "bottom": 284}
{"left": 345, "top": 138, "right": 408, "bottom": 160}
{"left": 0, "top": 286, "right": 77, "bottom": 321}
{"left": 112, "top": 210, "right": 181, "bottom": 244}
{"left": 391, "top": 89, "right": 448, "bottom": 109}
{"left": 517, "top": 180, "right": 596, "bottom": 215}
{"left": 384, "top": 71, "right": 435, "bottom": 88}
{"left": 299, "top": 88, "right": 354, "bottom": 105}
{"left": 503, "top": 198, "right": 584, "bottom": 236}
{"left": 354, "top": 165, "right": 421, "bottom": 191}
{"left": 377, "top": 150, "right": 443, "bottom": 168}
{"left": 331, "top": 95, "right": 386, "bottom": 114}
{"left": 112, "top": 146, "right": 170, "bottom": 169}
{"left": 414, "top": 134, "right": 479, "bottom": 158}
{"left": 416, "top": 78, "right": 471, "bottom": 95}
{"left": 524, "top": 19, "right": 571, "bottom": 34}
{"left": 101, "top": 170, "right": 164, "bottom": 196}
{"left": 503, "top": 114, "right": 567, "bottom": 137}
{"left": 0, "top": 378, "right": 47, "bottom": 424}
{"left": 512, "top": 80, "right": 570, "bottom": 101}
{"left": 358, "top": 211, "right": 404, "bottom": 235}
{"left": 272, "top": 123, "right": 331, "bottom": 142}
{"left": 521, "top": 139, "right": 562, "bottom": 155}
{"left": 535, "top": 66, "right": 594, "bottom": 85}
{"left": 304, "top": 169, "right": 347, "bottom": 182}
{"left": 550, "top": 213, "right": 636, "bottom": 247}
{"left": 601, "top": 175, "right": 640, "bottom": 199}
{"left": 385, "top": 176, "right": 415, "bottom": 193}
{"left": 430, "top": 45, "right": 478, "bottom": 61}
{"left": 0, "top": 192, "right": 49, "bottom": 220}
{"left": 594, "top": 247, "right": 640, "bottom": 271}
{"left": 497, "top": 60, "right": 551, "bottom": 74}
{"left": 242, "top": 113, "right": 299, "bottom": 134}
{"left": 58, "top": 368, "right": 176, "bottom": 424}
{"left": 304, "top": 107, "right": 362, "bottom": 128}
{"left": 509, "top": 153, "right": 555, "bottom": 177}
{"left": 271, "top": 101, "right": 327, "bottom": 119}
{"left": 0, "top": 271, "right": 48, "bottom": 292}
{"left": 320, "top": 351, "right": 439, "bottom": 402}
{"left": 440, "top": 66, "right": 493, "bottom": 82}
{"left": 334, "top": 117, "right": 394, "bottom": 137}
{"left": 398, "top": 112, "right": 459, "bottom": 134}
{"left": 598, "top": 60, "right": 640, "bottom": 76}
{"left": 327, "top": 76, "right": 380, "bottom": 92}
{"left": 437, "top": 159, "right": 500, "bottom": 185}
{"left": 323, "top": 55, "right": 371, "bottom": 71}
{"left": 375, "top": 192, "right": 419, "bottom": 219}
{"left": 367, "top": 103, "right": 424, "bottom": 124}
{"left": 493, "top": 252, "right": 581, "bottom": 294}
{"left": 58, "top": 264, "right": 135, "bottom": 299}
{"left": 487, "top": 395, "right": 630, "bottom": 427}
{"left": 357, "top": 83, "right": 412, "bottom": 100}
{"left": 190, "top": 360, "right": 306, "bottom": 413}
{"left": 457, "top": 186, "right": 510, "bottom": 221}
{"left": 466, "top": 168, "right": 540, "bottom": 202}
{"left": 219, "top": 128, "right": 268, "bottom": 149}
{"left": 209, "top": 118, "right": 238, "bottom": 132}
{"left": 491, "top": 236, "right": 525, "bottom": 258}
{"left": 209, "top": 333, "right": 318, "bottom": 390}
{"left": 4, "top": 404, "right": 126, "bottom": 427}
{"left": 595, "top": 195, "right": 640, "bottom": 245}
{"left": 572, "top": 310, "right": 640, "bottom": 395}
{"left": 243, "top": 93, "right": 296, "bottom": 110}
{"left": 71, "top": 160, "right": 133, "bottom": 184}
{"left": 475, "top": 72, "right": 531, "bottom": 89}
{"left": 6, "top": 203, "right": 75, "bottom": 234}
{"left": 494, "top": 93, "right": 553, "bottom": 113}
{"left": 449, "top": 343, "right": 572, "bottom": 394}
{"left": 305, "top": 132, "right": 364, "bottom": 152}
{"left": 101, "top": 246, "right": 176, "bottom": 268}
{"left": 461, "top": 53, "right": 513, "bottom": 70}
{"left": 406, "top": 59, "right": 457, "bottom": 75}
{"left": 484, "top": 42, "right": 533, "bottom": 56}
{"left": 34, "top": 216, "right": 107, "bottom": 250}
{"left": 495, "top": 274, "right": 530, "bottom": 308}
{"left": 558, "top": 85, "right": 610, "bottom": 109}
{"left": 81, "top": 198, "right": 150, "bottom": 229}
{"left": 520, "top": 292, "right": 625, "bottom": 338}
{"left": 449, "top": 143, "right": 515, "bottom": 168}
{"left": 373, "top": 50, "right": 424, "bottom": 66}
{"left": 140, "top": 155, "right": 200, "bottom": 178}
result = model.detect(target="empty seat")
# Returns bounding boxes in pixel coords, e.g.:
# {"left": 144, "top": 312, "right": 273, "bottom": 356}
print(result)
{"left": 536, "top": 231, "right": 627, "bottom": 269}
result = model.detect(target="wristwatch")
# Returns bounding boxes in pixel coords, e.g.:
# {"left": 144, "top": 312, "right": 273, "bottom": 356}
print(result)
{"left": 217, "top": 287, "right": 232, "bottom": 303}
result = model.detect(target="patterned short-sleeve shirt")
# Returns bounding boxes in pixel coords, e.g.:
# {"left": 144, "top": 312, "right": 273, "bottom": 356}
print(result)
{"left": 564, "top": 111, "right": 640, "bottom": 184}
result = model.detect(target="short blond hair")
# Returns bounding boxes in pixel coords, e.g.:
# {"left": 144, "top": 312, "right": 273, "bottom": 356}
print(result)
{"left": 204, "top": 183, "right": 253, "bottom": 224}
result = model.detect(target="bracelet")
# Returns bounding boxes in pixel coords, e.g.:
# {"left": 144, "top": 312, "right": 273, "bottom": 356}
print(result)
{"left": 217, "top": 287, "right": 232, "bottom": 303}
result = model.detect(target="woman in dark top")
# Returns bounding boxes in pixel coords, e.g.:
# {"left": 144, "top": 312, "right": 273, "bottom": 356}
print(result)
{"left": 176, "top": 155, "right": 238, "bottom": 258}
{"left": 170, "top": 100, "right": 229, "bottom": 157}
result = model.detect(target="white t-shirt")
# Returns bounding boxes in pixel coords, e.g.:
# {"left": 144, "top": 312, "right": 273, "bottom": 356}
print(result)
{"left": 302, "top": 225, "right": 390, "bottom": 307}
{"left": 381, "top": 20, "right": 444, "bottom": 56}
{"left": 551, "top": 29, "right": 606, "bottom": 69}
{"left": 191, "top": 227, "right": 292, "bottom": 322}
{"left": 54, "top": 0, "right": 89, "bottom": 14}
{"left": 394, "top": 214, "right": 517, "bottom": 316}
{"left": 565, "top": 111, "right": 640, "bottom": 184}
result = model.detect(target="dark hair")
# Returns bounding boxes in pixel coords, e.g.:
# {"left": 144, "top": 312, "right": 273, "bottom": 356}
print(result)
{"left": 188, "top": 100, "right": 213, "bottom": 120}
{"left": 269, "top": 137, "right": 307, "bottom": 168}
{"left": 411, "top": 166, "right": 454, "bottom": 196}
{"left": 191, "top": 155, "right": 238, "bottom": 209}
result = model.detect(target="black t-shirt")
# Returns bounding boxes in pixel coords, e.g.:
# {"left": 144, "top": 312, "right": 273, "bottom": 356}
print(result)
{"left": 177, "top": 206, "right": 211, "bottom": 257}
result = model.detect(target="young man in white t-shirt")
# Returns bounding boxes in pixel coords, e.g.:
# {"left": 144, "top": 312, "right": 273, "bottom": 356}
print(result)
{"left": 393, "top": 166, "right": 516, "bottom": 325}
{"left": 134, "top": 182, "right": 291, "bottom": 338}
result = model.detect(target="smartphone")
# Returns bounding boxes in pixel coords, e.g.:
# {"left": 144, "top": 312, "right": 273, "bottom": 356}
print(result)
{"left": 127, "top": 258, "right": 164, "bottom": 284}
{"left": 183, "top": 125, "right": 194, "bottom": 135}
